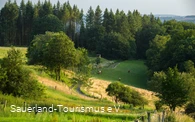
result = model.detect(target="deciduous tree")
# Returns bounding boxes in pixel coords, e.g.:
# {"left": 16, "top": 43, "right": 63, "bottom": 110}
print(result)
{"left": 146, "top": 35, "right": 170, "bottom": 71}
{"left": 149, "top": 66, "right": 191, "bottom": 111}
{"left": 28, "top": 32, "right": 77, "bottom": 81}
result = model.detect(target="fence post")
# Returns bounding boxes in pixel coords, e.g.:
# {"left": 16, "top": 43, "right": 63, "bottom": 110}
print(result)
{"left": 23, "top": 102, "right": 26, "bottom": 110}
{"left": 141, "top": 116, "right": 145, "bottom": 122}
{"left": 158, "top": 114, "right": 161, "bottom": 122}
{"left": 134, "top": 119, "right": 139, "bottom": 122}
{"left": 3, "top": 100, "right": 7, "bottom": 111}
{"left": 162, "top": 110, "right": 165, "bottom": 122}
{"left": 147, "top": 112, "right": 151, "bottom": 122}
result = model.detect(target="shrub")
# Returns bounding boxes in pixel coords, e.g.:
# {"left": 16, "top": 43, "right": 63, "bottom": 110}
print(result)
{"left": 165, "top": 113, "right": 176, "bottom": 122}
{"left": 185, "top": 102, "right": 195, "bottom": 119}
{"left": 0, "top": 47, "right": 44, "bottom": 99}
{"left": 106, "top": 82, "right": 148, "bottom": 106}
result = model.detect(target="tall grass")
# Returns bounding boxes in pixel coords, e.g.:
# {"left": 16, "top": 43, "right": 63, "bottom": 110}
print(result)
{"left": 150, "top": 111, "right": 194, "bottom": 122}
{"left": 175, "top": 113, "right": 194, "bottom": 122}
{"left": 0, "top": 112, "right": 138, "bottom": 122}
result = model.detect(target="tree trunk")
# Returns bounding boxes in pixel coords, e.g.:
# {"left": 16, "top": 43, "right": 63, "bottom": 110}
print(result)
{"left": 115, "top": 97, "right": 119, "bottom": 104}
{"left": 55, "top": 69, "right": 58, "bottom": 80}
{"left": 58, "top": 66, "right": 61, "bottom": 81}
{"left": 170, "top": 105, "right": 176, "bottom": 112}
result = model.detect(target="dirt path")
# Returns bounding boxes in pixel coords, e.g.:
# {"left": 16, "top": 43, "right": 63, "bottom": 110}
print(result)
{"left": 36, "top": 76, "right": 95, "bottom": 100}
{"left": 109, "top": 62, "right": 120, "bottom": 69}
{"left": 75, "top": 82, "right": 87, "bottom": 96}
{"left": 36, "top": 75, "right": 157, "bottom": 108}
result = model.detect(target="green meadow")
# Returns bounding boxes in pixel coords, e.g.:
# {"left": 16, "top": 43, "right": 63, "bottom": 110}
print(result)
{"left": 92, "top": 59, "right": 148, "bottom": 89}
{"left": 0, "top": 87, "right": 140, "bottom": 122}
{"left": 0, "top": 47, "right": 145, "bottom": 122}
{"left": 0, "top": 47, "right": 193, "bottom": 122}
{"left": 0, "top": 47, "right": 27, "bottom": 59}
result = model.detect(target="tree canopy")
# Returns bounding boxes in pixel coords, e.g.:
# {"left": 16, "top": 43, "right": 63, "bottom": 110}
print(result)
{"left": 2, "top": 0, "right": 194, "bottom": 60}
{"left": 33, "top": 14, "right": 63, "bottom": 35}
{"left": 149, "top": 66, "right": 193, "bottom": 111}
{"left": 27, "top": 31, "right": 89, "bottom": 81}
{"left": 27, "top": 32, "right": 76, "bottom": 80}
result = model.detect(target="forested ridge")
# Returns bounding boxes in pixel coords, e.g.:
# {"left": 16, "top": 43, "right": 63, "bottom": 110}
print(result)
{"left": 1, "top": 0, "right": 195, "bottom": 60}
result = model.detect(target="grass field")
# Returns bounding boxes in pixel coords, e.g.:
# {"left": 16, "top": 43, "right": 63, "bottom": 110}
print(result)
{"left": 0, "top": 47, "right": 148, "bottom": 89}
{"left": 0, "top": 47, "right": 143, "bottom": 121}
{"left": 92, "top": 60, "right": 148, "bottom": 89}
{"left": 0, "top": 47, "right": 27, "bottom": 62}
{"left": 0, "top": 87, "right": 140, "bottom": 122}
{"left": 0, "top": 47, "right": 194, "bottom": 122}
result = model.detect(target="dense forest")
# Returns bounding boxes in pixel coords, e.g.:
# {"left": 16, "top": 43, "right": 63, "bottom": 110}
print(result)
{"left": 1, "top": 0, "right": 195, "bottom": 60}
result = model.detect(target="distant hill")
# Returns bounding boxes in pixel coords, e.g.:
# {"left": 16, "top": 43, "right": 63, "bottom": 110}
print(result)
{"left": 154, "top": 14, "right": 195, "bottom": 23}
{"left": 185, "top": 15, "right": 195, "bottom": 18}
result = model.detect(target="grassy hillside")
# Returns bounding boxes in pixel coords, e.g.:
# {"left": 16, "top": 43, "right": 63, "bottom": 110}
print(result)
{"left": 92, "top": 60, "right": 148, "bottom": 89}
{"left": 0, "top": 74, "right": 141, "bottom": 122}
{"left": 0, "top": 47, "right": 148, "bottom": 89}
{"left": 0, "top": 87, "right": 139, "bottom": 122}
{"left": 0, "top": 47, "right": 143, "bottom": 121}
{"left": 0, "top": 47, "right": 194, "bottom": 122}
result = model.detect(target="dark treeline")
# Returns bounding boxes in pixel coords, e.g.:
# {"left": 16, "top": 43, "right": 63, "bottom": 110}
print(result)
{"left": 1, "top": 0, "right": 195, "bottom": 60}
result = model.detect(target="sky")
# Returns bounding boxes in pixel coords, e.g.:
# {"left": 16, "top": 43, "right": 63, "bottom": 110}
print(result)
{"left": 0, "top": 0, "right": 194, "bottom": 16}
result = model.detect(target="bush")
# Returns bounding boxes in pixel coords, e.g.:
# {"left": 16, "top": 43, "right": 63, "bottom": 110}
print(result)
{"left": 106, "top": 82, "right": 148, "bottom": 106}
{"left": 0, "top": 47, "right": 44, "bottom": 99}
{"left": 165, "top": 113, "right": 176, "bottom": 122}
{"left": 185, "top": 102, "right": 195, "bottom": 118}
